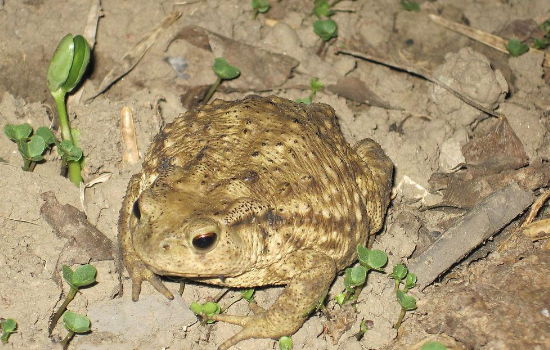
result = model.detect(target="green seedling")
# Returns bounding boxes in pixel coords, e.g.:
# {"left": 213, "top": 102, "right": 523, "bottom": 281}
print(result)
{"left": 391, "top": 263, "right": 417, "bottom": 329}
{"left": 48, "top": 264, "right": 97, "bottom": 335}
{"left": 190, "top": 301, "right": 221, "bottom": 324}
{"left": 296, "top": 78, "right": 324, "bottom": 104}
{"left": 533, "top": 17, "right": 550, "bottom": 49}
{"left": 353, "top": 318, "right": 372, "bottom": 341}
{"left": 389, "top": 263, "right": 408, "bottom": 292}
{"left": 0, "top": 318, "right": 17, "bottom": 344}
{"left": 47, "top": 33, "right": 90, "bottom": 186}
{"left": 4, "top": 124, "right": 55, "bottom": 171}
{"left": 313, "top": 0, "right": 334, "bottom": 18}
{"left": 313, "top": 19, "right": 338, "bottom": 41}
{"left": 420, "top": 341, "right": 448, "bottom": 350}
{"left": 60, "top": 311, "right": 91, "bottom": 350}
{"left": 313, "top": 0, "right": 348, "bottom": 18}
{"left": 400, "top": 0, "right": 420, "bottom": 12}
{"left": 203, "top": 58, "right": 241, "bottom": 104}
{"left": 506, "top": 39, "right": 529, "bottom": 57}
{"left": 251, "top": 0, "right": 270, "bottom": 18}
{"left": 240, "top": 288, "right": 255, "bottom": 302}
{"left": 278, "top": 335, "right": 293, "bottom": 350}
{"left": 335, "top": 245, "right": 388, "bottom": 305}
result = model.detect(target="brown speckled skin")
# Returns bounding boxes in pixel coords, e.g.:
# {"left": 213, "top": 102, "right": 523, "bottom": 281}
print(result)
{"left": 118, "top": 95, "right": 393, "bottom": 349}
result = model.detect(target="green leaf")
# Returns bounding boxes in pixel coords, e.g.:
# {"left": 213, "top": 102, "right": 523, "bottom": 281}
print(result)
{"left": 356, "top": 245, "right": 370, "bottom": 265}
{"left": 310, "top": 77, "right": 324, "bottom": 94}
{"left": 0, "top": 318, "right": 17, "bottom": 344}
{"left": 17, "top": 141, "right": 32, "bottom": 160}
{"left": 35, "top": 127, "right": 56, "bottom": 145}
{"left": 62, "top": 265, "right": 75, "bottom": 288}
{"left": 334, "top": 293, "right": 346, "bottom": 305}
{"left": 506, "top": 39, "right": 529, "bottom": 57}
{"left": 313, "top": 0, "right": 333, "bottom": 18}
{"left": 202, "top": 302, "right": 221, "bottom": 316}
{"left": 58, "top": 140, "right": 83, "bottom": 162}
{"left": 63, "top": 311, "right": 91, "bottom": 333}
{"left": 390, "top": 264, "right": 408, "bottom": 281}
{"left": 251, "top": 0, "right": 270, "bottom": 13}
{"left": 533, "top": 38, "right": 550, "bottom": 50}
{"left": 1, "top": 319, "right": 16, "bottom": 333}
{"left": 241, "top": 289, "right": 255, "bottom": 302}
{"left": 72, "top": 264, "right": 97, "bottom": 288}
{"left": 396, "top": 290, "right": 417, "bottom": 311}
{"left": 540, "top": 18, "right": 550, "bottom": 33}
{"left": 189, "top": 302, "right": 203, "bottom": 315}
{"left": 405, "top": 272, "right": 417, "bottom": 290}
{"left": 295, "top": 97, "right": 312, "bottom": 104}
{"left": 313, "top": 19, "right": 338, "bottom": 41}
{"left": 278, "top": 336, "right": 293, "bottom": 350}
{"left": 47, "top": 34, "right": 75, "bottom": 93}
{"left": 212, "top": 58, "right": 240, "bottom": 80}
{"left": 365, "top": 249, "right": 388, "bottom": 270}
{"left": 400, "top": 0, "right": 420, "bottom": 12}
{"left": 348, "top": 265, "right": 367, "bottom": 287}
{"left": 61, "top": 35, "right": 91, "bottom": 93}
{"left": 420, "top": 341, "right": 448, "bottom": 350}
{"left": 27, "top": 135, "right": 47, "bottom": 158}
{"left": 4, "top": 123, "right": 32, "bottom": 141}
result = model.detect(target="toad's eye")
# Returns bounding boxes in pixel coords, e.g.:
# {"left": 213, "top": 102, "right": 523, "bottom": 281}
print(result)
{"left": 132, "top": 200, "right": 141, "bottom": 220}
{"left": 192, "top": 232, "right": 218, "bottom": 250}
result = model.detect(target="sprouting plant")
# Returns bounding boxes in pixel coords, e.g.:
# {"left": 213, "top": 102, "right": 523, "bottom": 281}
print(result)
{"left": 400, "top": 0, "right": 420, "bottom": 12}
{"left": 240, "top": 288, "right": 255, "bottom": 302}
{"left": 60, "top": 311, "right": 91, "bottom": 350}
{"left": 506, "top": 39, "right": 529, "bottom": 57}
{"left": 48, "top": 264, "right": 97, "bottom": 335}
{"left": 353, "top": 318, "right": 372, "bottom": 341}
{"left": 313, "top": 19, "right": 338, "bottom": 41}
{"left": 203, "top": 58, "right": 241, "bottom": 104}
{"left": 47, "top": 33, "right": 91, "bottom": 186}
{"left": 296, "top": 78, "right": 324, "bottom": 104}
{"left": 278, "top": 335, "right": 293, "bottom": 350}
{"left": 420, "top": 341, "right": 448, "bottom": 350}
{"left": 391, "top": 263, "right": 417, "bottom": 329}
{"left": 533, "top": 17, "right": 550, "bottom": 49}
{"left": 251, "top": 0, "right": 270, "bottom": 18}
{"left": 4, "top": 124, "right": 55, "bottom": 171}
{"left": 334, "top": 245, "right": 388, "bottom": 305}
{"left": 0, "top": 318, "right": 17, "bottom": 344}
{"left": 190, "top": 301, "right": 221, "bottom": 324}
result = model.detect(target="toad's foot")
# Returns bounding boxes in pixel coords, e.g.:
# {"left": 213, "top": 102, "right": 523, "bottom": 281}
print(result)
{"left": 127, "top": 257, "right": 174, "bottom": 301}
{"left": 211, "top": 250, "right": 336, "bottom": 349}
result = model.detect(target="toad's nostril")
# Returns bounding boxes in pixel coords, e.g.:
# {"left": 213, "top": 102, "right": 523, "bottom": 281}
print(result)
{"left": 160, "top": 242, "right": 171, "bottom": 251}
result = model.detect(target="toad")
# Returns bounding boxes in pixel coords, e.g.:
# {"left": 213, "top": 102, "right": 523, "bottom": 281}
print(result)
{"left": 118, "top": 95, "right": 393, "bottom": 349}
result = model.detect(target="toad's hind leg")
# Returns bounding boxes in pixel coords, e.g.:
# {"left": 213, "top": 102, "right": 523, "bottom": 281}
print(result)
{"left": 210, "top": 250, "right": 336, "bottom": 350}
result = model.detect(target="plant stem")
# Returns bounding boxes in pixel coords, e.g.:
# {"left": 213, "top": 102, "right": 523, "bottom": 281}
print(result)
{"left": 61, "top": 331, "right": 75, "bottom": 350}
{"left": 394, "top": 280, "right": 399, "bottom": 293}
{"left": 393, "top": 307, "right": 406, "bottom": 329}
{"left": 48, "top": 287, "right": 78, "bottom": 335}
{"left": 22, "top": 158, "right": 32, "bottom": 172}
{"left": 52, "top": 90, "right": 82, "bottom": 186}
{"left": 203, "top": 77, "right": 222, "bottom": 105}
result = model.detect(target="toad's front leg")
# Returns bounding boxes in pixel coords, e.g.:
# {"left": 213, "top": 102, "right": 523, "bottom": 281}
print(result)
{"left": 210, "top": 250, "right": 336, "bottom": 350}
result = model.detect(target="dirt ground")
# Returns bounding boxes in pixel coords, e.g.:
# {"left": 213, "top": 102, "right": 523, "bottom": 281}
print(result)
{"left": 1, "top": 0, "right": 549, "bottom": 349}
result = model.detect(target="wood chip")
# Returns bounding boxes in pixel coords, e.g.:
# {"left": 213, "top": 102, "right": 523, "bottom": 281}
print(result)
{"left": 409, "top": 183, "right": 534, "bottom": 289}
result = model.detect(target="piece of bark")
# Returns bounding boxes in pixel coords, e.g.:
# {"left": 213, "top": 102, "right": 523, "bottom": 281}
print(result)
{"left": 327, "top": 76, "right": 393, "bottom": 109}
{"left": 40, "top": 191, "right": 114, "bottom": 262}
{"left": 409, "top": 183, "right": 534, "bottom": 290}
{"left": 462, "top": 117, "right": 528, "bottom": 173}
{"left": 428, "top": 162, "right": 550, "bottom": 209}
{"left": 171, "top": 25, "right": 299, "bottom": 91}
